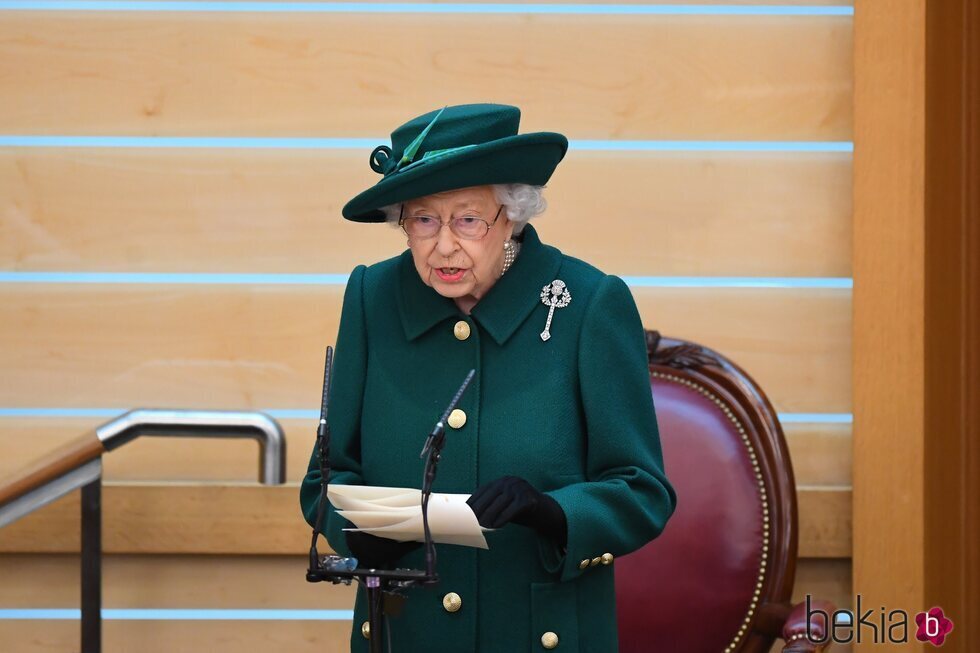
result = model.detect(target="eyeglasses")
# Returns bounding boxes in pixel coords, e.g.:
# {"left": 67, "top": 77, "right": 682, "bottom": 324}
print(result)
{"left": 399, "top": 204, "right": 504, "bottom": 241}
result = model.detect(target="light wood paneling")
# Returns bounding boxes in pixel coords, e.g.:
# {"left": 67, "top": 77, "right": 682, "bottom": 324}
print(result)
{"left": 0, "top": 554, "right": 354, "bottom": 608}
{"left": 0, "top": 150, "right": 854, "bottom": 277}
{"left": 853, "top": 0, "right": 927, "bottom": 618}
{"left": 0, "top": 419, "right": 319, "bottom": 483}
{"left": 0, "top": 621, "right": 352, "bottom": 653}
{"left": 785, "top": 423, "right": 852, "bottom": 486}
{"left": 0, "top": 14, "right": 852, "bottom": 139}
{"left": 634, "top": 289, "right": 851, "bottom": 413}
{"left": 0, "top": 420, "right": 852, "bottom": 486}
{"left": 0, "top": 483, "right": 850, "bottom": 557}
{"left": 0, "top": 285, "right": 851, "bottom": 413}
{"left": 0, "top": 553, "right": 849, "bottom": 608}
{"left": 0, "top": 554, "right": 850, "bottom": 653}
{"left": 797, "top": 485, "right": 851, "bottom": 558}
{"left": 151, "top": 0, "right": 853, "bottom": 5}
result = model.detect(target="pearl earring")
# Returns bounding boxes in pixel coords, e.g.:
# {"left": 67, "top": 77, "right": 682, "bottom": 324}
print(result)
{"left": 501, "top": 239, "right": 519, "bottom": 275}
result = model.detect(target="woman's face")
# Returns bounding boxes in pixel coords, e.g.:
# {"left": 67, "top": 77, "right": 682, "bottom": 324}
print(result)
{"left": 403, "top": 185, "right": 515, "bottom": 306}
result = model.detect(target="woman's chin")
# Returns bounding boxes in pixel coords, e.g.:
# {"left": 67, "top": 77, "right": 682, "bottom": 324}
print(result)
{"left": 431, "top": 281, "right": 474, "bottom": 299}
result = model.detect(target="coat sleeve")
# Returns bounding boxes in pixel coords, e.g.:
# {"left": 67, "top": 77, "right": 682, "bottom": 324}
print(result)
{"left": 299, "top": 264, "right": 369, "bottom": 558}
{"left": 539, "top": 274, "right": 677, "bottom": 582}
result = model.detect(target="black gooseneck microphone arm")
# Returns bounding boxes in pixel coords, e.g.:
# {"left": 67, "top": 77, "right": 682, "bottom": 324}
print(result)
{"left": 420, "top": 368, "right": 475, "bottom": 580}
{"left": 305, "top": 347, "right": 475, "bottom": 653}
{"left": 308, "top": 347, "right": 335, "bottom": 577}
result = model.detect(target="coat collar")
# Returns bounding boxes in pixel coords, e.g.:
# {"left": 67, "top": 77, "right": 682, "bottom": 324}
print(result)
{"left": 397, "top": 224, "right": 562, "bottom": 345}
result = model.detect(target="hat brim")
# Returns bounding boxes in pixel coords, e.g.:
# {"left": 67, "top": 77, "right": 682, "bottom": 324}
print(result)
{"left": 342, "top": 132, "right": 568, "bottom": 222}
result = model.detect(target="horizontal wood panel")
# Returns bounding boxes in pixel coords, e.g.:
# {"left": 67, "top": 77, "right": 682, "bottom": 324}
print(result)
{"left": 0, "top": 554, "right": 355, "bottom": 608}
{"left": 0, "top": 286, "right": 851, "bottom": 413}
{"left": 0, "top": 554, "right": 850, "bottom": 653}
{"left": 0, "top": 419, "right": 319, "bottom": 484}
{"left": 0, "top": 420, "right": 852, "bottom": 487}
{"left": 0, "top": 553, "right": 848, "bottom": 610}
{"left": 0, "top": 150, "right": 854, "bottom": 277}
{"left": 784, "top": 423, "right": 852, "bottom": 486}
{"left": 0, "top": 620, "right": 351, "bottom": 653}
{"left": 0, "top": 483, "right": 850, "bottom": 557}
{"left": 122, "top": 0, "right": 853, "bottom": 5}
{"left": 0, "top": 14, "right": 852, "bottom": 139}
{"left": 797, "top": 485, "right": 851, "bottom": 558}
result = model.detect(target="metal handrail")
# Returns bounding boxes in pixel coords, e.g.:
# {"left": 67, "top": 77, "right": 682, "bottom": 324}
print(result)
{"left": 0, "top": 409, "right": 286, "bottom": 528}
{"left": 0, "top": 409, "right": 288, "bottom": 653}
{"left": 95, "top": 409, "right": 286, "bottom": 484}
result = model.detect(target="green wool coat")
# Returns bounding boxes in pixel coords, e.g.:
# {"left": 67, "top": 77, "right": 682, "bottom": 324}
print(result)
{"left": 300, "top": 224, "right": 676, "bottom": 653}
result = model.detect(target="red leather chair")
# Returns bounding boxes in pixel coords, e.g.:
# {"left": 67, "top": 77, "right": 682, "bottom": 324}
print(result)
{"left": 616, "top": 331, "right": 835, "bottom": 652}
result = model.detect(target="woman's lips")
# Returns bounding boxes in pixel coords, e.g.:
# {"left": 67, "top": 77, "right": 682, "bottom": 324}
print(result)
{"left": 434, "top": 267, "right": 466, "bottom": 282}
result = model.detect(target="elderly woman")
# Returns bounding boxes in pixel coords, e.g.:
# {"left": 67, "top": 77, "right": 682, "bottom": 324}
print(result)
{"left": 301, "top": 103, "right": 675, "bottom": 653}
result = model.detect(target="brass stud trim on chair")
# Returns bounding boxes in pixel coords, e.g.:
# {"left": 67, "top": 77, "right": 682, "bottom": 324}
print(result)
{"left": 652, "top": 371, "right": 770, "bottom": 653}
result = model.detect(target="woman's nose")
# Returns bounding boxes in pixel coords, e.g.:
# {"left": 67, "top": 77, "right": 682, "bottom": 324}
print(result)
{"left": 434, "top": 223, "right": 459, "bottom": 257}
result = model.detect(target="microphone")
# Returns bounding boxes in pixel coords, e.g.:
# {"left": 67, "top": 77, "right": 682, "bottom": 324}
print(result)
{"left": 308, "top": 347, "right": 360, "bottom": 580}
{"left": 419, "top": 369, "right": 476, "bottom": 580}
{"left": 420, "top": 369, "right": 476, "bottom": 459}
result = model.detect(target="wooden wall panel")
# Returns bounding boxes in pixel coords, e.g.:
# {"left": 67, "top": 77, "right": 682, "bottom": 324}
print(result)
{"left": 0, "top": 420, "right": 853, "bottom": 486}
{"left": 0, "top": 150, "right": 854, "bottom": 277}
{"left": 0, "top": 554, "right": 354, "bottom": 608}
{"left": 0, "top": 621, "right": 352, "bottom": 653}
{"left": 0, "top": 418, "right": 317, "bottom": 483}
{"left": 0, "top": 554, "right": 851, "bottom": 653}
{"left": 852, "top": 0, "right": 927, "bottom": 619}
{"left": 0, "top": 286, "right": 851, "bottom": 413}
{"left": 0, "top": 483, "right": 850, "bottom": 557}
{"left": 148, "top": 0, "right": 853, "bottom": 5}
{"left": 784, "top": 423, "right": 852, "bottom": 487}
{"left": 0, "top": 14, "right": 853, "bottom": 139}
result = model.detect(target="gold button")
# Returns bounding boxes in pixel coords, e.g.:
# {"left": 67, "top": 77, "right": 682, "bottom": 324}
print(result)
{"left": 578, "top": 559, "right": 590, "bottom": 569}
{"left": 590, "top": 557, "right": 601, "bottom": 567}
{"left": 361, "top": 621, "right": 370, "bottom": 639}
{"left": 601, "top": 552, "right": 614, "bottom": 565}
{"left": 541, "top": 631, "right": 559, "bottom": 649}
{"left": 447, "top": 409, "right": 467, "bottom": 429}
{"left": 442, "top": 592, "right": 462, "bottom": 613}
{"left": 453, "top": 320, "right": 471, "bottom": 341}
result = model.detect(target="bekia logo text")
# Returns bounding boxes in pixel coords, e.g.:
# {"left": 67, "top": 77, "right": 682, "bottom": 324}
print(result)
{"left": 805, "top": 595, "right": 954, "bottom": 646}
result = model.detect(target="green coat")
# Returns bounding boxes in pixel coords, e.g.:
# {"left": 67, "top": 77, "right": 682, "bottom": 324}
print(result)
{"left": 301, "top": 225, "right": 675, "bottom": 653}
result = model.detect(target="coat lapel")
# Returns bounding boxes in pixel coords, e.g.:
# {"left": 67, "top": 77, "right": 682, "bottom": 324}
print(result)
{"left": 471, "top": 225, "right": 562, "bottom": 346}
{"left": 396, "top": 224, "right": 561, "bottom": 345}
{"left": 397, "top": 250, "right": 459, "bottom": 341}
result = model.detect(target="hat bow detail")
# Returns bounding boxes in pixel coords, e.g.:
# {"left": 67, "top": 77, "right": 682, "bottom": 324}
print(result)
{"left": 370, "top": 145, "right": 396, "bottom": 176}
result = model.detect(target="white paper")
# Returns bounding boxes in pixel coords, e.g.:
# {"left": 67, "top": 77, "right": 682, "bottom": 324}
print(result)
{"left": 328, "top": 485, "right": 489, "bottom": 549}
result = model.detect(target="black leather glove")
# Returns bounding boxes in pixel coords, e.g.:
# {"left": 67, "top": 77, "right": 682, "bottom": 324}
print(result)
{"left": 344, "top": 531, "right": 421, "bottom": 569}
{"left": 467, "top": 476, "right": 567, "bottom": 548}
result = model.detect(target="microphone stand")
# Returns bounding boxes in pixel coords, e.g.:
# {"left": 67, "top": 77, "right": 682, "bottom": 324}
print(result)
{"left": 305, "top": 346, "right": 475, "bottom": 653}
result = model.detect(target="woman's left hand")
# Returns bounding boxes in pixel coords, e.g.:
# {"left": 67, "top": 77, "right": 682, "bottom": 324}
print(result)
{"left": 467, "top": 475, "right": 567, "bottom": 547}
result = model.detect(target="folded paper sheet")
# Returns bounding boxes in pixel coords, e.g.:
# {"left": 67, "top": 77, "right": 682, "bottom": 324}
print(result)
{"left": 328, "top": 485, "right": 489, "bottom": 549}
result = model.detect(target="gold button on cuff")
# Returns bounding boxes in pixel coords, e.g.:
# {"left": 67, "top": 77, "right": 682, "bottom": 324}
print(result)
{"left": 361, "top": 621, "right": 370, "bottom": 639}
{"left": 541, "top": 631, "right": 559, "bottom": 649}
{"left": 453, "top": 320, "right": 471, "bottom": 341}
{"left": 447, "top": 409, "right": 467, "bottom": 429}
{"left": 442, "top": 592, "right": 462, "bottom": 613}
{"left": 601, "top": 553, "right": 614, "bottom": 565}
{"left": 590, "top": 557, "right": 601, "bottom": 567}
{"left": 578, "top": 559, "right": 590, "bottom": 570}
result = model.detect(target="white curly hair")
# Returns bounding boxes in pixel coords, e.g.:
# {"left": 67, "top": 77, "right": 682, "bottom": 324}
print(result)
{"left": 381, "top": 183, "right": 547, "bottom": 234}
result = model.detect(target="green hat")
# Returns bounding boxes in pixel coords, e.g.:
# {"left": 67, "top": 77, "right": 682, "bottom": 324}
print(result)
{"left": 342, "top": 103, "right": 569, "bottom": 222}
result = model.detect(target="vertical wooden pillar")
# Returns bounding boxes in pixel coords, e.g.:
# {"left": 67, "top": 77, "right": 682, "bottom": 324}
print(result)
{"left": 923, "top": 0, "right": 980, "bottom": 650}
{"left": 853, "top": 0, "right": 927, "bottom": 639}
{"left": 854, "top": 1, "right": 979, "bottom": 650}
